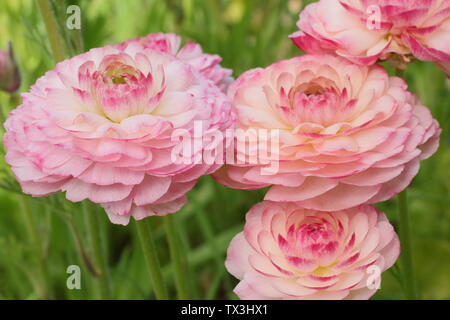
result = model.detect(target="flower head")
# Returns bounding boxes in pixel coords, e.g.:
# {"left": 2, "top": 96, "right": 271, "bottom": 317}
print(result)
{"left": 4, "top": 42, "right": 234, "bottom": 225}
{"left": 214, "top": 54, "right": 440, "bottom": 211}
{"left": 226, "top": 201, "right": 400, "bottom": 300}
{"left": 116, "top": 33, "right": 233, "bottom": 90}
{"left": 290, "top": 0, "right": 450, "bottom": 73}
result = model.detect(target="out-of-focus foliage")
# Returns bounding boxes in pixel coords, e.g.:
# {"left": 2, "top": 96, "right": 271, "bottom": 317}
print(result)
{"left": 0, "top": 0, "right": 448, "bottom": 300}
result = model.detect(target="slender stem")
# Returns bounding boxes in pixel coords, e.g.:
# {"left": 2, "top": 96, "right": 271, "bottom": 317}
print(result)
{"left": 0, "top": 100, "right": 6, "bottom": 127}
{"left": 135, "top": 219, "right": 168, "bottom": 299}
{"left": 82, "top": 201, "right": 111, "bottom": 299}
{"left": 394, "top": 66, "right": 418, "bottom": 299}
{"left": 398, "top": 190, "right": 418, "bottom": 299}
{"left": 164, "top": 215, "right": 189, "bottom": 299}
{"left": 395, "top": 67, "right": 405, "bottom": 78}
{"left": 19, "top": 197, "right": 52, "bottom": 299}
{"left": 73, "top": 27, "right": 84, "bottom": 54}
{"left": 194, "top": 198, "right": 228, "bottom": 298}
{"left": 206, "top": 267, "right": 226, "bottom": 300}
{"left": 37, "top": 0, "right": 65, "bottom": 63}
{"left": 68, "top": 218, "right": 100, "bottom": 277}
{"left": 175, "top": 215, "right": 201, "bottom": 299}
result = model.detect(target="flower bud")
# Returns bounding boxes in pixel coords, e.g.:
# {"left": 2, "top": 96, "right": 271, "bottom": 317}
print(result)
{"left": 0, "top": 42, "right": 21, "bottom": 93}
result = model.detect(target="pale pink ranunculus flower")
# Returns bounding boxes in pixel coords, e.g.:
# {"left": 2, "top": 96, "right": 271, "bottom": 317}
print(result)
{"left": 226, "top": 201, "right": 400, "bottom": 300}
{"left": 115, "top": 33, "right": 233, "bottom": 90}
{"left": 214, "top": 54, "right": 440, "bottom": 211}
{"left": 290, "top": 0, "right": 450, "bottom": 74}
{"left": 4, "top": 43, "right": 234, "bottom": 225}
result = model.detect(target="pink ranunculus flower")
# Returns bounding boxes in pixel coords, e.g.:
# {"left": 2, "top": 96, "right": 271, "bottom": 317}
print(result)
{"left": 214, "top": 54, "right": 440, "bottom": 211}
{"left": 115, "top": 33, "right": 233, "bottom": 90}
{"left": 226, "top": 201, "right": 400, "bottom": 300}
{"left": 290, "top": 0, "right": 450, "bottom": 74}
{"left": 4, "top": 42, "right": 234, "bottom": 225}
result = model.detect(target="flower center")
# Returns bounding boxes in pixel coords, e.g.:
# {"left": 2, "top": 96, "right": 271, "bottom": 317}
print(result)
{"left": 110, "top": 75, "right": 127, "bottom": 84}
{"left": 297, "top": 222, "right": 332, "bottom": 247}
{"left": 283, "top": 217, "right": 340, "bottom": 262}
{"left": 295, "top": 82, "right": 326, "bottom": 96}
{"left": 75, "top": 54, "right": 165, "bottom": 123}
{"left": 276, "top": 81, "right": 356, "bottom": 130}
{"left": 102, "top": 61, "right": 139, "bottom": 82}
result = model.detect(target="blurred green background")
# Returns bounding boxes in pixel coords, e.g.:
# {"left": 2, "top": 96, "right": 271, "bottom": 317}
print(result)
{"left": 0, "top": 0, "right": 448, "bottom": 300}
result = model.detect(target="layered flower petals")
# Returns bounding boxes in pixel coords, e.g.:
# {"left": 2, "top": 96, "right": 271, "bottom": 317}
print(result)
{"left": 4, "top": 41, "right": 234, "bottom": 225}
{"left": 290, "top": 0, "right": 450, "bottom": 75}
{"left": 225, "top": 201, "right": 400, "bottom": 300}
{"left": 214, "top": 54, "right": 440, "bottom": 210}
{"left": 116, "top": 32, "right": 233, "bottom": 90}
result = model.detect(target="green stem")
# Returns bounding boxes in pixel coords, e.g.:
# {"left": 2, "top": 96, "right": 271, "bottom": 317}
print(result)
{"left": 164, "top": 215, "right": 189, "bottom": 299}
{"left": 398, "top": 190, "right": 418, "bottom": 299}
{"left": 393, "top": 66, "right": 418, "bottom": 299}
{"left": 19, "top": 197, "right": 52, "bottom": 299}
{"left": 82, "top": 201, "right": 111, "bottom": 299}
{"left": 37, "top": 0, "right": 65, "bottom": 63}
{"left": 175, "top": 215, "right": 201, "bottom": 299}
{"left": 68, "top": 218, "right": 100, "bottom": 277}
{"left": 135, "top": 219, "right": 168, "bottom": 299}
{"left": 73, "top": 27, "right": 84, "bottom": 54}
{"left": 193, "top": 195, "right": 229, "bottom": 298}
{"left": 395, "top": 67, "right": 405, "bottom": 78}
